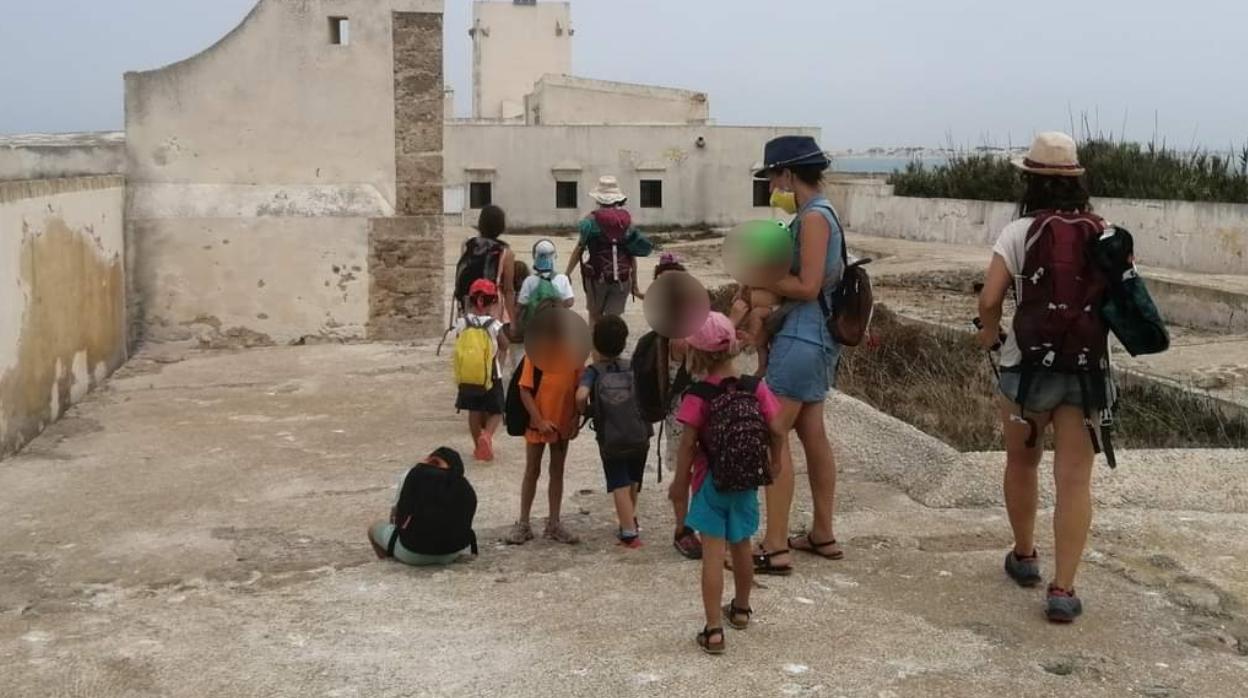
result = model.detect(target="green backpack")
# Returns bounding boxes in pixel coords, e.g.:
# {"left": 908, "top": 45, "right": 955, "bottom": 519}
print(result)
{"left": 516, "top": 273, "right": 564, "bottom": 339}
{"left": 1093, "top": 226, "right": 1170, "bottom": 357}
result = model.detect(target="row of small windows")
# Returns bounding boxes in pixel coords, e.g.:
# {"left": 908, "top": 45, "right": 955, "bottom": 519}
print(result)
{"left": 468, "top": 180, "right": 668, "bottom": 210}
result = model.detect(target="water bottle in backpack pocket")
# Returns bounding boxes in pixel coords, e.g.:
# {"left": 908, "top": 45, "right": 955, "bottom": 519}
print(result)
{"left": 687, "top": 376, "right": 773, "bottom": 492}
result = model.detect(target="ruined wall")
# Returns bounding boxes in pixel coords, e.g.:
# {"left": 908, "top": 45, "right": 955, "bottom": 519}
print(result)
{"left": 829, "top": 179, "right": 1248, "bottom": 275}
{"left": 444, "top": 123, "right": 819, "bottom": 229}
{"left": 525, "top": 75, "right": 710, "bottom": 126}
{"left": 0, "top": 133, "right": 125, "bottom": 182}
{"left": 0, "top": 177, "right": 126, "bottom": 458}
{"left": 124, "top": 0, "right": 443, "bottom": 346}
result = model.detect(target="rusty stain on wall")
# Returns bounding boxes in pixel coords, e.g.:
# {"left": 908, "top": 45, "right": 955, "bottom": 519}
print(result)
{"left": 0, "top": 217, "right": 126, "bottom": 458}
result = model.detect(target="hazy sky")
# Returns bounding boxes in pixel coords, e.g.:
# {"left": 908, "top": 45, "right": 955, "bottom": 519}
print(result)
{"left": 2, "top": 0, "right": 1245, "bottom": 150}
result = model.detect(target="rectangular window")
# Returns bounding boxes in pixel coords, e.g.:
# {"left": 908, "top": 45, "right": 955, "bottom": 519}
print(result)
{"left": 469, "top": 182, "right": 492, "bottom": 209}
{"left": 329, "top": 17, "right": 350, "bottom": 45}
{"left": 555, "top": 181, "right": 578, "bottom": 209}
{"left": 639, "top": 179, "right": 663, "bottom": 209}
{"left": 753, "top": 179, "right": 771, "bottom": 207}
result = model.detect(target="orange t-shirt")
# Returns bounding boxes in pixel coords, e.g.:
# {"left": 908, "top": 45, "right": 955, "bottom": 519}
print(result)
{"left": 519, "top": 359, "right": 582, "bottom": 444}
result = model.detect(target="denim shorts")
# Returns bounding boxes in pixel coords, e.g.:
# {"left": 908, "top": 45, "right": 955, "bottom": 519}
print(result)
{"left": 765, "top": 335, "right": 841, "bottom": 403}
{"left": 999, "top": 371, "right": 1108, "bottom": 413}
{"left": 686, "top": 479, "right": 760, "bottom": 544}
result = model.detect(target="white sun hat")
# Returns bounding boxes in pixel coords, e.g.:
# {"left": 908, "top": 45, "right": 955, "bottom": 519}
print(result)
{"left": 589, "top": 175, "right": 628, "bottom": 205}
{"left": 1012, "top": 131, "right": 1085, "bottom": 177}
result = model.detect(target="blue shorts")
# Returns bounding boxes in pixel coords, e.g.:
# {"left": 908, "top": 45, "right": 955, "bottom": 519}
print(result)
{"left": 999, "top": 371, "right": 1109, "bottom": 413}
{"left": 766, "top": 335, "right": 841, "bottom": 403}
{"left": 602, "top": 450, "right": 647, "bottom": 492}
{"left": 685, "top": 478, "right": 760, "bottom": 544}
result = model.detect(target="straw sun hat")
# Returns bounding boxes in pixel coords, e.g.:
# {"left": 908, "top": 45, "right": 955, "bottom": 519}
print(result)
{"left": 589, "top": 176, "right": 628, "bottom": 205}
{"left": 1012, "top": 132, "right": 1085, "bottom": 177}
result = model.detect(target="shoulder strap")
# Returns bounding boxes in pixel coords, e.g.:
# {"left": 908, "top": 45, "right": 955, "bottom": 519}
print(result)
{"left": 736, "top": 375, "right": 761, "bottom": 394}
{"left": 687, "top": 381, "right": 724, "bottom": 401}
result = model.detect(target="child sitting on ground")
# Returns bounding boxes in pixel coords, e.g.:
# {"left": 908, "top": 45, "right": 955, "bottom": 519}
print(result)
{"left": 368, "top": 447, "right": 478, "bottom": 566}
{"left": 453, "top": 279, "right": 508, "bottom": 461}
{"left": 576, "top": 316, "right": 653, "bottom": 548}
{"left": 669, "top": 312, "right": 784, "bottom": 654}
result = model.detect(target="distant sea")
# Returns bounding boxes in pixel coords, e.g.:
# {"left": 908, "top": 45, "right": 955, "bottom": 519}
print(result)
{"left": 831, "top": 155, "right": 951, "bottom": 174}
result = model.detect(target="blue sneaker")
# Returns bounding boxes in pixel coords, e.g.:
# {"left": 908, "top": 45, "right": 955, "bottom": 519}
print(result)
{"left": 1004, "top": 550, "right": 1042, "bottom": 588}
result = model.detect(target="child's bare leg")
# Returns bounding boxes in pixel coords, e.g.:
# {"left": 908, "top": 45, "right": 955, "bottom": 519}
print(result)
{"left": 468, "top": 412, "right": 483, "bottom": 442}
{"left": 729, "top": 540, "right": 754, "bottom": 609}
{"left": 701, "top": 537, "right": 727, "bottom": 629}
{"left": 671, "top": 485, "right": 690, "bottom": 538}
{"left": 612, "top": 487, "right": 636, "bottom": 532}
{"left": 548, "top": 440, "right": 569, "bottom": 523}
{"left": 630, "top": 483, "right": 639, "bottom": 509}
{"left": 483, "top": 413, "right": 502, "bottom": 438}
{"left": 519, "top": 442, "right": 545, "bottom": 525}
{"left": 729, "top": 296, "right": 751, "bottom": 327}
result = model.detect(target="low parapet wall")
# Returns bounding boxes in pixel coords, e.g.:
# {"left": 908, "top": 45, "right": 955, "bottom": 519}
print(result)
{"left": 0, "top": 176, "right": 127, "bottom": 458}
{"left": 829, "top": 179, "right": 1248, "bottom": 275}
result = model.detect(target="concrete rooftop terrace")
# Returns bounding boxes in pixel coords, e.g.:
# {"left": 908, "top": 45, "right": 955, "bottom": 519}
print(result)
{"left": 2, "top": 229, "right": 1247, "bottom": 697}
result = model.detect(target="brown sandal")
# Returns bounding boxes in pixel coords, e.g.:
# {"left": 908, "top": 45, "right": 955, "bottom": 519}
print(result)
{"left": 697, "top": 626, "right": 725, "bottom": 654}
{"left": 752, "top": 548, "right": 794, "bottom": 576}
{"left": 723, "top": 600, "right": 752, "bottom": 630}
{"left": 789, "top": 533, "right": 844, "bottom": 560}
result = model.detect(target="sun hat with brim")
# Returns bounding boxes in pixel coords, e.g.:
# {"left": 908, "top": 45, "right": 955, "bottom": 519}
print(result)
{"left": 1012, "top": 131, "right": 1085, "bottom": 177}
{"left": 754, "top": 135, "right": 832, "bottom": 179}
{"left": 589, "top": 175, "right": 628, "bottom": 205}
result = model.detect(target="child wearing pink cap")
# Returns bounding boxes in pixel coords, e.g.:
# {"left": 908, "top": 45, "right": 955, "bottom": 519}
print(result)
{"left": 669, "top": 312, "right": 784, "bottom": 654}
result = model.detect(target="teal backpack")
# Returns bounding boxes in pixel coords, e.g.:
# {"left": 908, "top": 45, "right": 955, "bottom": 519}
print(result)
{"left": 516, "top": 272, "right": 564, "bottom": 339}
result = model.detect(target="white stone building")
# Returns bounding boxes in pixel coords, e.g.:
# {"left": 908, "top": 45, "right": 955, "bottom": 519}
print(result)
{"left": 444, "top": 0, "right": 821, "bottom": 230}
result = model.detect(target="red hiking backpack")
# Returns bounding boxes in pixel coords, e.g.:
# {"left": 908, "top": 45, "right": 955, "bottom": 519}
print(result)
{"left": 584, "top": 208, "right": 635, "bottom": 283}
{"left": 1011, "top": 210, "right": 1117, "bottom": 465}
{"left": 1013, "top": 211, "right": 1110, "bottom": 374}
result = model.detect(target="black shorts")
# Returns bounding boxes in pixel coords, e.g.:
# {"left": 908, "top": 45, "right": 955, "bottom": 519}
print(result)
{"left": 601, "top": 450, "right": 648, "bottom": 492}
{"left": 456, "top": 381, "right": 504, "bottom": 415}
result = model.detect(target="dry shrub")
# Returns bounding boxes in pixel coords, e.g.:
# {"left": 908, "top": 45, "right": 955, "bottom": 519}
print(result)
{"left": 839, "top": 306, "right": 1002, "bottom": 451}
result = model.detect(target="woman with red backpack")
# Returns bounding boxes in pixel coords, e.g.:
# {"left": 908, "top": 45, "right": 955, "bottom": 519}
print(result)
{"left": 976, "top": 132, "right": 1114, "bottom": 624}
{"left": 566, "top": 176, "right": 646, "bottom": 326}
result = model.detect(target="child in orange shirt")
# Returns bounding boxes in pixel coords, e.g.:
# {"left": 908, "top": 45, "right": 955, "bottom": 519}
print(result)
{"left": 505, "top": 341, "right": 584, "bottom": 545}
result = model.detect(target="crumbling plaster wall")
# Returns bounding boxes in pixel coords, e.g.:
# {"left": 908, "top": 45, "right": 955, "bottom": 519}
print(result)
{"left": 125, "top": 0, "right": 444, "bottom": 347}
{"left": 0, "top": 177, "right": 127, "bottom": 458}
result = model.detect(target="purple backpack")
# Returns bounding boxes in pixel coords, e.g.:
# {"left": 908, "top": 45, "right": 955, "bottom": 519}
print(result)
{"left": 687, "top": 376, "right": 772, "bottom": 492}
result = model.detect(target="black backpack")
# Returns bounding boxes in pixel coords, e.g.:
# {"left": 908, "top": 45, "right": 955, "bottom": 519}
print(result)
{"left": 454, "top": 237, "right": 506, "bottom": 305}
{"left": 392, "top": 463, "right": 478, "bottom": 556}
{"left": 504, "top": 357, "right": 542, "bottom": 437}
{"left": 632, "top": 332, "right": 692, "bottom": 424}
{"left": 1092, "top": 225, "right": 1170, "bottom": 357}
{"left": 589, "top": 360, "right": 652, "bottom": 455}
{"left": 687, "top": 376, "right": 772, "bottom": 493}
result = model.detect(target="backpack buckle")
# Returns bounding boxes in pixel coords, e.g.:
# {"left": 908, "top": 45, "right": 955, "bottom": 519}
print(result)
{"left": 1030, "top": 268, "right": 1045, "bottom": 284}
{"left": 1042, "top": 351, "right": 1056, "bottom": 368}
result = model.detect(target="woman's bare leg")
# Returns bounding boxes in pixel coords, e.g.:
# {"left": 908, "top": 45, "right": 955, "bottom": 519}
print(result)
{"left": 1051, "top": 406, "right": 1095, "bottom": 590}
{"left": 1000, "top": 400, "right": 1049, "bottom": 557}
{"left": 794, "top": 401, "right": 837, "bottom": 547}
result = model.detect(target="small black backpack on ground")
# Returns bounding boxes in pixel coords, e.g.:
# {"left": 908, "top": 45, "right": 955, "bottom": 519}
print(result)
{"left": 687, "top": 376, "right": 772, "bottom": 492}
{"left": 589, "top": 359, "right": 652, "bottom": 456}
{"left": 504, "top": 357, "right": 542, "bottom": 437}
{"left": 393, "top": 462, "right": 478, "bottom": 556}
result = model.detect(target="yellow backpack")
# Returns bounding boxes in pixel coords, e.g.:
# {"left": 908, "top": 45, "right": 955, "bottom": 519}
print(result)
{"left": 453, "top": 317, "right": 496, "bottom": 393}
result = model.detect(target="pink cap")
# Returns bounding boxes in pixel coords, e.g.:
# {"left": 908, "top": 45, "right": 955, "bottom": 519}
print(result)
{"left": 687, "top": 311, "right": 738, "bottom": 353}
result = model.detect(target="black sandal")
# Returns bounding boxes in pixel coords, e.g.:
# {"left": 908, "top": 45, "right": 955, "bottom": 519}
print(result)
{"left": 789, "top": 533, "right": 844, "bottom": 560}
{"left": 697, "top": 626, "right": 725, "bottom": 655}
{"left": 752, "top": 548, "right": 794, "bottom": 576}
{"left": 723, "top": 600, "right": 753, "bottom": 630}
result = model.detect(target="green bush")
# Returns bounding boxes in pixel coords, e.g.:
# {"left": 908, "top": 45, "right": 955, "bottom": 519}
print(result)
{"left": 889, "top": 140, "right": 1248, "bottom": 204}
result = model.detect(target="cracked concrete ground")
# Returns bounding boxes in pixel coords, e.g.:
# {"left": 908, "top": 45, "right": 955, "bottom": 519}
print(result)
{"left": 2, "top": 229, "right": 1247, "bottom": 697}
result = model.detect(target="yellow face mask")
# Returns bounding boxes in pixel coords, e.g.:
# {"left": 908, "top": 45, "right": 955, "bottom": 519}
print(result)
{"left": 770, "top": 190, "right": 798, "bottom": 215}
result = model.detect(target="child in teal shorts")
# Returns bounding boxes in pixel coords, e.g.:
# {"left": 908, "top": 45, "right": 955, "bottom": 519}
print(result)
{"left": 669, "top": 312, "right": 783, "bottom": 654}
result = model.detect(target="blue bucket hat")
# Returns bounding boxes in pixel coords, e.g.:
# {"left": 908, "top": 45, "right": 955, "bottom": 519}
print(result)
{"left": 754, "top": 135, "right": 831, "bottom": 179}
